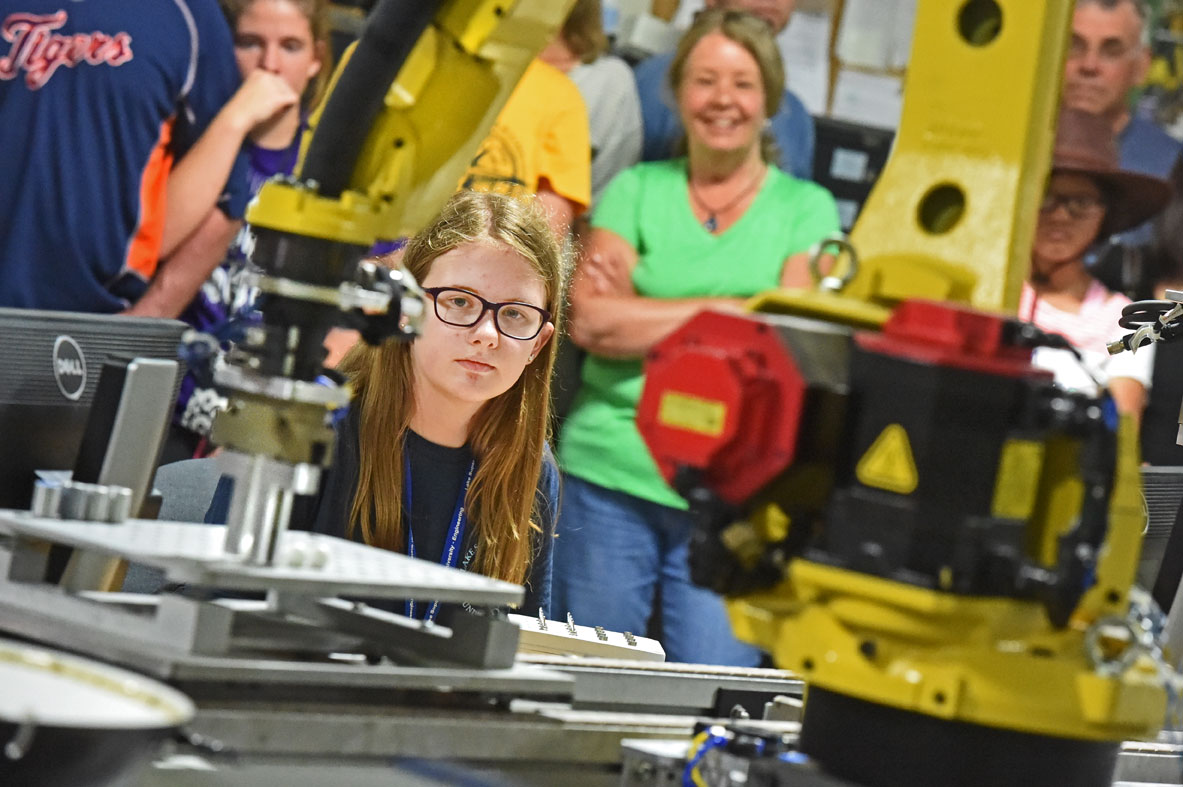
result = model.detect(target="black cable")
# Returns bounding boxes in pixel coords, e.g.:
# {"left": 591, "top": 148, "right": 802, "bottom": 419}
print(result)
{"left": 1108, "top": 298, "right": 1183, "bottom": 353}
{"left": 1008, "top": 320, "right": 1106, "bottom": 390}
{"left": 1119, "top": 299, "right": 1180, "bottom": 330}
{"left": 1008, "top": 320, "right": 1084, "bottom": 359}
{"left": 301, "top": 0, "right": 443, "bottom": 197}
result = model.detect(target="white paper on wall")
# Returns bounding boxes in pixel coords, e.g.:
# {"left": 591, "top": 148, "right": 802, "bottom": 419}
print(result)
{"left": 836, "top": 0, "right": 916, "bottom": 71}
{"left": 830, "top": 68, "right": 903, "bottom": 130}
{"left": 889, "top": 0, "right": 917, "bottom": 70}
{"left": 837, "top": 0, "right": 895, "bottom": 70}
{"left": 671, "top": 0, "right": 705, "bottom": 30}
{"left": 780, "top": 11, "right": 832, "bottom": 116}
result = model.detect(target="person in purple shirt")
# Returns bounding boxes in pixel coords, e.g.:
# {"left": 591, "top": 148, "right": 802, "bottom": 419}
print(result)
{"left": 633, "top": 0, "right": 814, "bottom": 180}
{"left": 228, "top": 0, "right": 331, "bottom": 199}
{"left": 167, "top": 0, "right": 331, "bottom": 461}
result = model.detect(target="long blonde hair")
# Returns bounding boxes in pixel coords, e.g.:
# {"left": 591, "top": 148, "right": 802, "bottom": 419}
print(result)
{"left": 340, "top": 191, "right": 566, "bottom": 585}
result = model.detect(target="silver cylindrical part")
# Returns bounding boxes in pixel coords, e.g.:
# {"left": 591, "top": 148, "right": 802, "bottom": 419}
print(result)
{"left": 106, "top": 485, "right": 133, "bottom": 523}
{"left": 30, "top": 481, "right": 62, "bottom": 519}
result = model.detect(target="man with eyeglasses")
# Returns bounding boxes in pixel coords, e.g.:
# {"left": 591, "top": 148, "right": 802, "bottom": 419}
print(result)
{"left": 1021, "top": 108, "right": 1170, "bottom": 423}
{"left": 1064, "top": 0, "right": 1182, "bottom": 297}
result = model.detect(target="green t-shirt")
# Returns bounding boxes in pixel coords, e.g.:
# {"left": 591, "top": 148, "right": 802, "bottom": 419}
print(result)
{"left": 559, "top": 158, "right": 840, "bottom": 509}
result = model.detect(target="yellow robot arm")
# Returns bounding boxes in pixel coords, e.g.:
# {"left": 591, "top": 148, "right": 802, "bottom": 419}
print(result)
{"left": 249, "top": 0, "right": 575, "bottom": 248}
{"left": 751, "top": 0, "right": 1069, "bottom": 324}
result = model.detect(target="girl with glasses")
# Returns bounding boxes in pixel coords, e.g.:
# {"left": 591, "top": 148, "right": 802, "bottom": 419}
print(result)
{"left": 1023, "top": 107, "right": 1170, "bottom": 423}
{"left": 305, "top": 190, "right": 564, "bottom": 618}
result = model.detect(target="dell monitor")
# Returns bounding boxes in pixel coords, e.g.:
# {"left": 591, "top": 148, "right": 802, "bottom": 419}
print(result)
{"left": 0, "top": 308, "right": 186, "bottom": 510}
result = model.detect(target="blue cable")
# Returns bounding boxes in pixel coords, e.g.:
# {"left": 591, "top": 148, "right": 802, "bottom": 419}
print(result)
{"left": 682, "top": 732, "right": 729, "bottom": 787}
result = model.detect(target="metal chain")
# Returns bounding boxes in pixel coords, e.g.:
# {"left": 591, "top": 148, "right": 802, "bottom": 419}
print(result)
{"left": 1084, "top": 587, "right": 1183, "bottom": 729}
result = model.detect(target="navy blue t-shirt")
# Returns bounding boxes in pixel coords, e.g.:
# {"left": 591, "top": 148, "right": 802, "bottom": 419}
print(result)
{"left": 1114, "top": 115, "right": 1183, "bottom": 248}
{"left": 0, "top": 0, "right": 250, "bottom": 313}
{"left": 207, "top": 406, "right": 558, "bottom": 617}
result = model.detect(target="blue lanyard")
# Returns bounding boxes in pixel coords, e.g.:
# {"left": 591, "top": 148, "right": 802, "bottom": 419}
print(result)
{"left": 403, "top": 450, "right": 477, "bottom": 623}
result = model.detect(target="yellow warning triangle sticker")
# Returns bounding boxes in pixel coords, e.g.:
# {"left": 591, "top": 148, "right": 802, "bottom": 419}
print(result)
{"left": 856, "top": 423, "right": 918, "bottom": 494}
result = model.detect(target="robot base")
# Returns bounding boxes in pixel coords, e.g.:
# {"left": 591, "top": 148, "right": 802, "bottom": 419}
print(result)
{"left": 798, "top": 686, "right": 1119, "bottom": 787}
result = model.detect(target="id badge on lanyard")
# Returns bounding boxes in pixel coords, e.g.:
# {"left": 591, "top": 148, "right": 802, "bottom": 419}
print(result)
{"left": 404, "top": 452, "right": 477, "bottom": 623}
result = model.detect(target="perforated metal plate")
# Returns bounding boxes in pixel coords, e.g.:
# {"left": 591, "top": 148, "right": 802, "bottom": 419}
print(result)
{"left": 0, "top": 512, "right": 523, "bottom": 605}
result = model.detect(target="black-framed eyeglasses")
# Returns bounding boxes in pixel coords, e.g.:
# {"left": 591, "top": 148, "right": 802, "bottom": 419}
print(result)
{"left": 423, "top": 287, "right": 551, "bottom": 341}
{"left": 1039, "top": 192, "right": 1106, "bottom": 220}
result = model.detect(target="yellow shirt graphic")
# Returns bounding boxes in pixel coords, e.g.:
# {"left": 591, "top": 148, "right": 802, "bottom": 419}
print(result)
{"left": 461, "top": 60, "right": 591, "bottom": 214}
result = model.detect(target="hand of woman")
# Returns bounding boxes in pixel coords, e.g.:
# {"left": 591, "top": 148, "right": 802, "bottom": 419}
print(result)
{"left": 580, "top": 228, "right": 637, "bottom": 296}
{"left": 225, "top": 70, "right": 301, "bottom": 134}
{"left": 780, "top": 251, "right": 835, "bottom": 290}
{"left": 1108, "top": 377, "right": 1148, "bottom": 425}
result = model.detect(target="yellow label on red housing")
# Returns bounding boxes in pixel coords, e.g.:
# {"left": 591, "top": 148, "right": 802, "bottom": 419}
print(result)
{"left": 657, "top": 392, "right": 727, "bottom": 437}
{"left": 856, "top": 423, "right": 919, "bottom": 494}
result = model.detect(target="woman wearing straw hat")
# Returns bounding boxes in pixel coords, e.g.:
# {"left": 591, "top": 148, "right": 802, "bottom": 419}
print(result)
{"left": 1022, "top": 107, "right": 1172, "bottom": 422}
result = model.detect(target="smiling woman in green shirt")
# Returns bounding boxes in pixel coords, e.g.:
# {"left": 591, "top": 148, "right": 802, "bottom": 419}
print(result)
{"left": 552, "top": 9, "right": 839, "bottom": 666}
